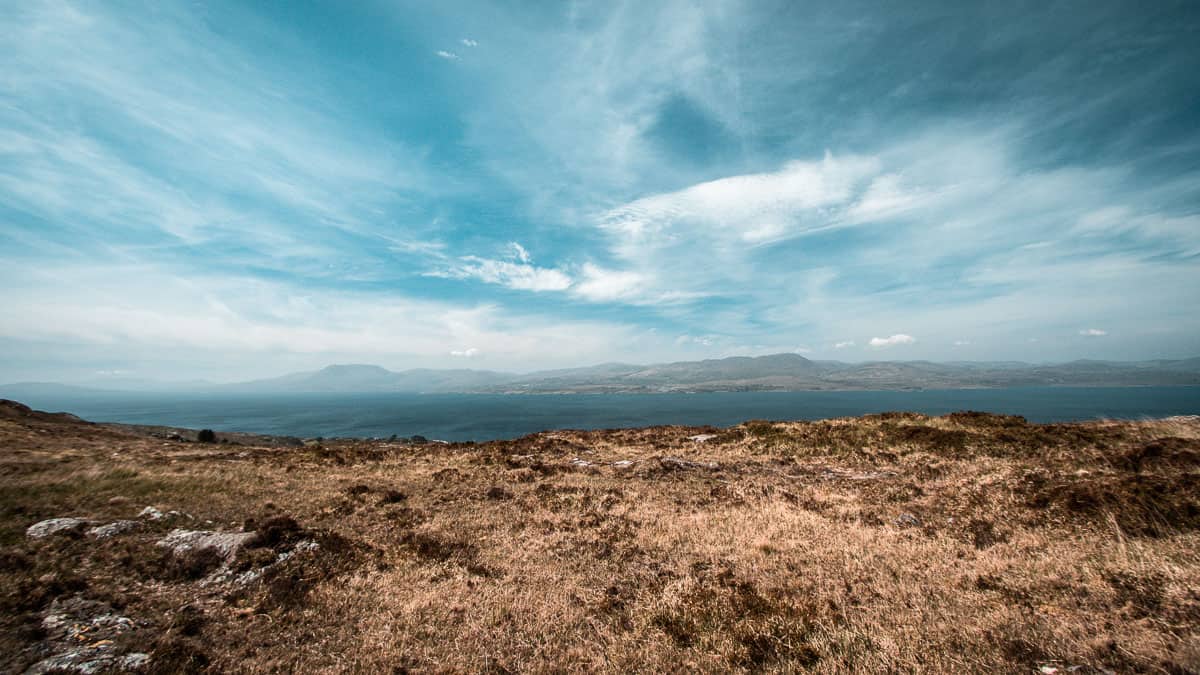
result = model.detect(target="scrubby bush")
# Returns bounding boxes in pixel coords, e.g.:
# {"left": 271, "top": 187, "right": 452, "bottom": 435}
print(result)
{"left": 197, "top": 429, "right": 217, "bottom": 443}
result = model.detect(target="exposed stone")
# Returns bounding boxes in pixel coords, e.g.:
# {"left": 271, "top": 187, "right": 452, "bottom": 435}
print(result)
{"left": 26, "top": 647, "right": 150, "bottom": 674}
{"left": 30, "top": 598, "right": 146, "bottom": 674}
{"left": 156, "top": 529, "right": 255, "bottom": 563}
{"left": 86, "top": 520, "right": 139, "bottom": 539}
{"left": 895, "top": 513, "right": 922, "bottom": 528}
{"left": 138, "top": 506, "right": 165, "bottom": 520}
{"left": 688, "top": 434, "right": 717, "bottom": 443}
{"left": 26, "top": 518, "right": 90, "bottom": 539}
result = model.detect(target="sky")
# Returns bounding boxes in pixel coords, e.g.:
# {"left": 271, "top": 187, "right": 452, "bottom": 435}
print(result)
{"left": 1, "top": 0, "right": 1199, "bottom": 383}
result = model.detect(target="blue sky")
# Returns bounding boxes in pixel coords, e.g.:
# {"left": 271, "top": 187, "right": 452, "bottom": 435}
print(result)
{"left": 1, "top": 0, "right": 1198, "bottom": 382}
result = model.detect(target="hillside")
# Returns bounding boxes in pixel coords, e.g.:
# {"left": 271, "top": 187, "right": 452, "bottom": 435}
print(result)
{"left": 1, "top": 399, "right": 1198, "bottom": 672}
{"left": 6, "top": 354, "right": 1198, "bottom": 396}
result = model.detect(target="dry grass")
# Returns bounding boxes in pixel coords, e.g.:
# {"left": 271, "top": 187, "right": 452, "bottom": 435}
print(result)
{"left": 1, "top": 400, "right": 1198, "bottom": 673}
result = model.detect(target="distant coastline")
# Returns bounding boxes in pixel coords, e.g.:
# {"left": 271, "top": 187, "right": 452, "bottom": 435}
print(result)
{"left": 4, "top": 385, "right": 1197, "bottom": 443}
{"left": 4, "top": 353, "right": 1198, "bottom": 397}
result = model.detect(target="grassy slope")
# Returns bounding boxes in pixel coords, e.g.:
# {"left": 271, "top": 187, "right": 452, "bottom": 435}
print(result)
{"left": 1, "top": 401, "right": 1198, "bottom": 673}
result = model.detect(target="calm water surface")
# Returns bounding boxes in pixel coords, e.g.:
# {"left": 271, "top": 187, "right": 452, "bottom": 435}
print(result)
{"left": 12, "top": 386, "right": 1200, "bottom": 441}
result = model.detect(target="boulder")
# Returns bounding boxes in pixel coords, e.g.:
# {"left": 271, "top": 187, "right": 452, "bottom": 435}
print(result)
{"left": 156, "top": 529, "right": 255, "bottom": 563}
{"left": 26, "top": 518, "right": 91, "bottom": 539}
{"left": 86, "top": 520, "right": 140, "bottom": 539}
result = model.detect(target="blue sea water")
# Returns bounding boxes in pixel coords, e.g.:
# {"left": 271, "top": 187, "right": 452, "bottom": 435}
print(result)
{"left": 10, "top": 386, "right": 1200, "bottom": 442}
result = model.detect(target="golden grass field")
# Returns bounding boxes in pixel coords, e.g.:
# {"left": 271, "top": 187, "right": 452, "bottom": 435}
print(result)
{"left": 1, "top": 399, "right": 1198, "bottom": 673}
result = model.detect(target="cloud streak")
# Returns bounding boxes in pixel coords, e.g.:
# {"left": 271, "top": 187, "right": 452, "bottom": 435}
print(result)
{"left": 869, "top": 334, "right": 916, "bottom": 348}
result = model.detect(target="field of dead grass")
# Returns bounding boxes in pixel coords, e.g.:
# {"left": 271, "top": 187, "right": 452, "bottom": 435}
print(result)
{"left": 1, "top": 399, "right": 1198, "bottom": 673}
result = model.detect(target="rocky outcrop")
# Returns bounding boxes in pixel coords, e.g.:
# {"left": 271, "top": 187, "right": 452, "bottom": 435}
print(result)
{"left": 26, "top": 518, "right": 91, "bottom": 538}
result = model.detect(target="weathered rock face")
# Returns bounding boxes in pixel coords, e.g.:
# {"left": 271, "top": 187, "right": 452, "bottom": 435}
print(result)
{"left": 86, "top": 520, "right": 139, "bottom": 539}
{"left": 156, "top": 529, "right": 256, "bottom": 563}
{"left": 26, "top": 644, "right": 150, "bottom": 674}
{"left": 28, "top": 597, "right": 149, "bottom": 674}
{"left": 26, "top": 518, "right": 90, "bottom": 539}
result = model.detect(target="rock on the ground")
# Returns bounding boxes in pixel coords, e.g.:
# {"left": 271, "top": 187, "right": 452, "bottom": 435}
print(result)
{"left": 156, "top": 529, "right": 255, "bottom": 562}
{"left": 138, "top": 506, "right": 165, "bottom": 520}
{"left": 138, "top": 506, "right": 190, "bottom": 521}
{"left": 26, "top": 647, "right": 149, "bottom": 674}
{"left": 895, "top": 513, "right": 922, "bottom": 528}
{"left": 86, "top": 520, "right": 139, "bottom": 539}
{"left": 688, "top": 434, "right": 717, "bottom": 443}
{"left": 31, "top": 598, "right": 146, "bottom": 674}
{"left": 26, "top": 518, "right": 91, "bottom": 539}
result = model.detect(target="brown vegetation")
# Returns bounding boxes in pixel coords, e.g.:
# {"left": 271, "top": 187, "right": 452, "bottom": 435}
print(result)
{"left": 1, "top": 399, "right": 1198, "bottom": 672}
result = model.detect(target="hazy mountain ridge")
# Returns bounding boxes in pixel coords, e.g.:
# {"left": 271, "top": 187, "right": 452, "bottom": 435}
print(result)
{"left": 4, "top": 354, "right": 1199, "bottom": 396}
{"left": 494, "top": 355, "right": 1200, "bottom": 393}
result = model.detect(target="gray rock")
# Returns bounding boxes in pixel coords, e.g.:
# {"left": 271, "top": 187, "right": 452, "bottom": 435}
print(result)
{"left": 119, "top": 654, "right": 151, "bottom": 670}
{"left": 26, "top": 646, "right": 149, "bottom": 674}
{"left": 26, "top": 518, "right": 90, "bottom": 539}
{"left": 895, "top": 513, "right": 922, "bottom": 528}
{"left": 137, "top": 506, "right": 165, "bottom": 520}
{"left": 156, "top": 529, "right": 255, "bottom": 562}
{"left": 86, "top": 520, "right": 139, "bottom": 539}
{"left": 30, "top": 599, "right": 145, "bottom": 674}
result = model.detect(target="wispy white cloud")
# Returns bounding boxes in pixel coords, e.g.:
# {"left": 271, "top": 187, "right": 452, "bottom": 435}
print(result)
{"left": 461, "top": 38, "right": 478, "bottom": 47}
{"left": 600, "top": 153, "right": 881, "bottom": 251}
{"left": 570, "top": 263, "right": 645, "bottom": 302}
{"left": 435, "top": 50, "right": 459, "bottom": 60}
{"left": 834, "top": 341, "right": 855, "bottom": 349}
{"left": 509, "top": 242, "right": 531, "bottom": 264}
{"left": 868, "top": 334, "right": 916, "bottom": 348}
{"left": 432, "top": 256, "right": 572, "bottom": 292}
{"left": 1079, "top": 328, "right": 1107, "bottom": 337}
{"left": 0, "top": 1, "right": 427, "bottom": 266}
{"left": 450, "top": 347, "right": 480, "bottom": 357}
{"left": 427, "top": 242, "right": 572, "bottom": 292}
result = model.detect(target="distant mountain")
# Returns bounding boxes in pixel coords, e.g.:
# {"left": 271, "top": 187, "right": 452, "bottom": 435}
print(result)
{"left": 485, "top": 354, "right": 1200, "bottom": 393}
{"left": 222, "top": 364, "right": 515, "bottom": 393}
{"left": 4, "top": 355, "right": 1200, "bottom": 395}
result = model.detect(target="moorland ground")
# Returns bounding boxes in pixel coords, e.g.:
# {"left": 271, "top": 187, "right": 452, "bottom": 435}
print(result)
{"left": 1, "top": 399, "right": 1198, "bottom": 673}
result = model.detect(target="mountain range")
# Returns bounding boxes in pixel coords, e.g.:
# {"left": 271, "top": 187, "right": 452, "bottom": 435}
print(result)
{"left": 3, "top": 354, "right": 1200, "bottom": 396}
